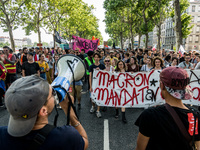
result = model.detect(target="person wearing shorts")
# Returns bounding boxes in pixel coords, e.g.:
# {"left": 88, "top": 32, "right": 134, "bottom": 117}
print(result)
{"left": 70, "top": 80, "right": 83, "bottom": 110}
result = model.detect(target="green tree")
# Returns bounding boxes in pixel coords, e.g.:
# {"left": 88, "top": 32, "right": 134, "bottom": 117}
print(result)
{"left": 42, "top": 42, "right": 49, "bottom": 47}
{"left": 0, "top": 42, "right": 10, "bottom": 48}
{"left": 44, "top": 0, "right": 81, "bottom": 48}
{"left": 23, "top": 0, "right": 54, "bottom": 43}
{"left": 152, "top": 0, "right": 171, "bottom": 50}
{"left": 60, "top": 1, "right": 102, "bottom": 43}
{"left": 171, "top": 0, "right": 192, "bottom": 51}
{"left": 0, "top": 0, "right": 31, "bottom": 51}
{"left": 134, "top": 0, "right": 162, "bottom": 48}
{"left": 107, "top": 39, "right": 113, "bottom": 46}
{"left": 104, "top": 0, "right": 129, "bottom": 50}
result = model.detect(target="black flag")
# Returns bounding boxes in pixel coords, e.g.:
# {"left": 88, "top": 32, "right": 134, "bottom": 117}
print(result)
{"left": 55, "top": 30, "right": 61, "bottom": 44}
{"left": 113, "top": 42, "right": 116, "bottom": 49}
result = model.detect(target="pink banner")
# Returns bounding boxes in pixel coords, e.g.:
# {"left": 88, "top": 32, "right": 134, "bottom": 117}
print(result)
{"left": 72, "top": 35, "right": 99, "bottom": 53}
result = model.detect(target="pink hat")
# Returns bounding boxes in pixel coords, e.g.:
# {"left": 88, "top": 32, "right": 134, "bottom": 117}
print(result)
{"left": 160, "top": 67, "right": 193, "bottom": 100}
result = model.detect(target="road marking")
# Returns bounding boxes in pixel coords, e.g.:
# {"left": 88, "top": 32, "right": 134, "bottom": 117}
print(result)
{"left": 104, "top": 119, "right": 110, "bottom": 150}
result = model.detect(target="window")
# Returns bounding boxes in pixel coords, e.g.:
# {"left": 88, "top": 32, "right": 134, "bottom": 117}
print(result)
{"left": 189, "top": 36, "right": 193, "bottom": 42}
{"left": 192, "top": 5, "right": 195, "bottom": 12}
{"left": 192, "top": 16, "right": 194, "bottom": 22}
{"left": 198, "top": 16, "right": 200, "bottom": 22}
{"left": 195, "top": 35, "right": 199, "bottom": 43}
{"left": 196, "top": 26, "right": 200, "bottom": 32}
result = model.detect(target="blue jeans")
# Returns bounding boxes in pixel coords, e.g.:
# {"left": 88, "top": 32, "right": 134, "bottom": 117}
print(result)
{"left": 40, "top": 73, "right": 47, "bottom": 80}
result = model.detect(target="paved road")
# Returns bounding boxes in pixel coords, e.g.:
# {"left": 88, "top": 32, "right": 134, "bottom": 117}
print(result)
{"left": 0, "top": 83, "right": 144, "bottom": 150}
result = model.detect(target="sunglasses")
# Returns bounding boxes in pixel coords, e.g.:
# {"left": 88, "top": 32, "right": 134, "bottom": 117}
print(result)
{"left": 105, "top": 60, "right": 110, "bottom": 62}
{"left": 48, "top": 88, "right": 59, "bottom": 105}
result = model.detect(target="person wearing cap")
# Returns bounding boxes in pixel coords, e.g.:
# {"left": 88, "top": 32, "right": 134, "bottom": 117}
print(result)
{"left": 22, "top": 52, "right": 40, "bottom": 77}
{"left": 135, "top": 67, "right": 200, "bottom": 150}
{"left": 0, "top": 75, "right": 88, "bottom": 150}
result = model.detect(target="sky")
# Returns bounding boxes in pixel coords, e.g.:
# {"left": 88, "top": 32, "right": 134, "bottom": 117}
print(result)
{"left": 0, "top": 0, "right": 109, "bottom": 44}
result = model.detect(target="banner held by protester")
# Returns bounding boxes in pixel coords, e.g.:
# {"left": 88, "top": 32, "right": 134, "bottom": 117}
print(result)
{"left": 91, "top": 70, "right": 200, "bottom": 108}
{"left": 72, "top": 35, "right": 99, "bottom": 53}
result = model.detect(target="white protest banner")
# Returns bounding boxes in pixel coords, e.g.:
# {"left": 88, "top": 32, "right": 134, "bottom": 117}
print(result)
{"left": 91, "top": 70, "right": 200, "bottom": 108}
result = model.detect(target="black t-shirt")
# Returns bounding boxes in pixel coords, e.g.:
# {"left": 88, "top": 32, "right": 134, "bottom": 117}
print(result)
{"left": 89, "top": 63, "right": 105, "bottom": 74}
{"left": 77, "top": 54, "right": 84, "bottom": 60}
{"left": 22, "top": 62, "right": 40, "bottom": 76}
{"left": 125, "top": 58, "right": 130, "bottom": 63}
{"left": 0, "top": 125, "right": 84, "bottom": 150}
{"left": 22, "top": 55, "right": 28, "bottom": 63}
{"left": 135, "top": 105, "right": 200, "bottom": 150}
{"left": 137, "top": 55, "right": 143, "bottom": 63}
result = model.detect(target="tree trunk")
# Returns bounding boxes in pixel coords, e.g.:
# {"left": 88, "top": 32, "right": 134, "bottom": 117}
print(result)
{"left": 157, "top": 25, "right": 161, "bottom": 51}
{"left": 7, "top": 25, "right": 15, "bottom": 51}
{"left": 174, "top": 0, "right": 182, "bottom": 52}
{"left": 53, "top": 30, "right": 56, "bottom": 49}
{"left": 131, "top": 4, "right": 134, "bottom": 50}
{"left": 37, "top": 0, "right": 42, "bottom": 44}
{"left": 120, "top": 32, "right": 123, "bottom": 50}
{"left": 138, "top": 34, "right": 141, "bottom": 48}
{"left": 37, "top": 23, "right": 41, "bottom": 43}
{"left": 130, "top": 25, "right": 134, "bottom": 50}
{"left": 145, "top": 33, "right": 148, "bottom": 49}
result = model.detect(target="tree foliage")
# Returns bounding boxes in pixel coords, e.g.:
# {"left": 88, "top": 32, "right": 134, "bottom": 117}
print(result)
{"left": 20, "top": 0, "right": 102, "bottom": 45}
{"left": 104, "top": 0, "right": 192, "bottom": 49}
{"left": 104, "top": 0, "right": 171, "bottom": 49}
{"left": 104, "top": 0, "right": 130, "bottom": 49}
{"left": 170, "top": 0, "right": 193, "bottom": 38}
{"left": 0, "top": 0, "right": 31, "bottom": 51}
{"left": 59, "top": 1, "right": 102, "bottom": 42}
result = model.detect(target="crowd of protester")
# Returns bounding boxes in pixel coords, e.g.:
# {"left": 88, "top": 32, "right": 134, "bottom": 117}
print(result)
{"left": 0, "top": 46, "right": 200, "bottom": 123}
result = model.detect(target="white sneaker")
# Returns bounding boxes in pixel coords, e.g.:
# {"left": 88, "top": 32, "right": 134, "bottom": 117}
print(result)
{"left": 90, "top": 106, "right": 95, "bottom": 113}
{"left": 96, "top": 111, "right": 102, "bottom": 118}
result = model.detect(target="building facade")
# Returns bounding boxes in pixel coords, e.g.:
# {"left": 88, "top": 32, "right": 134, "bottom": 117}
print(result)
{"left": 140, "top": 0, "right": 200, "bottom": 51}
{"left": 0, "top": 36, "right": 32, "bottom": 48}
{"left": 185, "top": 1, "right": 200, "bottom": 50}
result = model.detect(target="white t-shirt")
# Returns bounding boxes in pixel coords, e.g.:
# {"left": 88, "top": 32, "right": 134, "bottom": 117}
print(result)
{"left": 195, "top": 62, "right": 200, "bottom": 69}
{"left": 140, "top": 64, "right": 152, "bottom": 72}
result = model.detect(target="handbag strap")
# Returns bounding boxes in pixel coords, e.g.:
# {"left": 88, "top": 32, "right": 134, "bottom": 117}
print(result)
{"left": 29, "top": 124, "right": 55, "bottom": 150}
{"left": 164, "top": 103, "right": 191, "bottom": 143}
